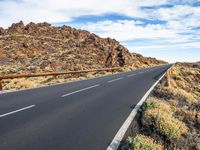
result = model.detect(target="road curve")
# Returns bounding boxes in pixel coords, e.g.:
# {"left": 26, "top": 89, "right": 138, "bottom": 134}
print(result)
{"left": 0, "top": 64, "right": 171, "bottom": 150}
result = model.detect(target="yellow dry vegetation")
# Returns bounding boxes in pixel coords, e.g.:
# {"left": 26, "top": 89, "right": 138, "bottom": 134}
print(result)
{"left": 177, "top": 108, "right": 200, "bottom": 124}
{"left": 132, "top": 134, "right": 164, "bottom": 150}
{"left": 4, "top": 78, "right": 37, "bottom": 90}
{"left": 196, "top": 143, "right": 200, "bottom": 150}
{"left": 2, "top": 71, "right": 115, "bottom": 90}
{"left": 167, "top": 62, "right": 200, "bottom": 104}
{"left": 142, "top": 97, "right": 188, "bottom": 140}
{"left": 160, "top": 86, "right": 197, "bottom": 104}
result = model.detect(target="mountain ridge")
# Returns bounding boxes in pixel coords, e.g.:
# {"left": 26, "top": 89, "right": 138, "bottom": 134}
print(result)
{"left": 0, "top": 21, "right": 166, "bottom": 90}
{"left": 0, "top": 21, "right": 166, "bottom": 75}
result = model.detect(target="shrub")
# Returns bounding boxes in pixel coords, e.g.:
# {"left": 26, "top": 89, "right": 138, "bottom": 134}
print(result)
{"left": 4, "top": 78, "right": 37, "bottom": 90}
{"left": 133, "top": 135, "right": 163, "bottom": 150}
{"left": 177, "top": 109, "right": 200, "bottom": 124}
{"left": 142, "top": 97, "right": 188, "bottom": 140}
{"left": 196, "top": 143, "right": 200, "bottom": 150}
{"left": 154, "top": 86, "right": 197, "bottom": 104}
{"left": 122, "top": 135, "right": 163, "bottom": 150}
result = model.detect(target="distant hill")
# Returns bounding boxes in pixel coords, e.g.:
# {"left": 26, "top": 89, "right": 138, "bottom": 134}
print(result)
{"left": 0, "top": 21, "right": 166, "bottom": 75}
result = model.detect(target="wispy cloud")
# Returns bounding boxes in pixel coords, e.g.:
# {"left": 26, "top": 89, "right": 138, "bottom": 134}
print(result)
{"left": 0, "top": 0, "right": 167, "bottom": 27}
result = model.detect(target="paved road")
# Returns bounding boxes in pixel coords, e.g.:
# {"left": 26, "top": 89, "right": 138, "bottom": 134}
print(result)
{"left": 0, "top": 64, "right": 171, "bottom": 150}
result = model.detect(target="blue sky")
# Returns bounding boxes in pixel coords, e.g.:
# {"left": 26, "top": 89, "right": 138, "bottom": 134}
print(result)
{"left": 0, "top": 0, "right": 200, "bottom": 62}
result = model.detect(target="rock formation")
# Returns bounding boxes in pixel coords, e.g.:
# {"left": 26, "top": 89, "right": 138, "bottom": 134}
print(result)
{"left": 0, "top": 21, "right": 166, "bottom": 74}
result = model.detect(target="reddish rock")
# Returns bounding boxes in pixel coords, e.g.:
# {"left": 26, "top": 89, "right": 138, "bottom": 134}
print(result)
{"left": 7, "top": 21, "right": 25, "bottom": 34}
{"left": 0, "top": 21, "right": 166, "bottom": 74}
{"left": 0, "top": 27, "right": 6, "bottom": 35}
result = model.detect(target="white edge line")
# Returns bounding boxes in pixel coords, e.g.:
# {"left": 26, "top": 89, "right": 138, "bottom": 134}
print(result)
{"left": 108, "top": 77, "right": 123, "bottom": 83}
{"left": 61, "top": 84, "right": 100, "bottom": 97}
{"left": 106, "top": 72, "right": 167, "bottom": 150}
{"left": 0, "top": 105, "right": 36, "bottom": 118}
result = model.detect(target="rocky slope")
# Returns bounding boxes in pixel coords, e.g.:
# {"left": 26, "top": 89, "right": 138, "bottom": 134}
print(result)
{"left": 0, "top": 21, "right": 165, "bottom": 74}
{"left": 0, "top": 21, "right": 166, "bottom": 90}
{"left": 122, "top": 62, "right": 200, "bottom": 150}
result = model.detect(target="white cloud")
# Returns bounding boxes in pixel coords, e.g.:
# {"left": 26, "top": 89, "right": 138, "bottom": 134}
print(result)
{"left": 150, "top": 5, "right": 200, "bottom": 29}
{"left": 0, "top": 0, "right": 167, "bottom": 28}
{"left": 0, "top": 0, "right": 199, "bottom": 62}
{"left": 77, "top": 18, "right": 200, "bottom": 62}
{"left": 80, "top": 20, "right": 179, "bottom": 41}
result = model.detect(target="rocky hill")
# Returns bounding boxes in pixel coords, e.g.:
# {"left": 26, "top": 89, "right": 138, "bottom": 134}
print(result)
{"left": 0, "top": 21, "right": 165, "bottom": 75}
{"left": 0, "top": 21, "right": 166, "bottom": 90}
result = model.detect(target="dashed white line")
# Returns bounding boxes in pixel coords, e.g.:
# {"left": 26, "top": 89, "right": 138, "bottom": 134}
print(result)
{"left": 127, "top": 74, "right": 136, "bottom": 77}
{"left": 0, "top": 105, "right": 36, "bottom": 118}
{"left": 107, "top": 77, "right": 123, "bottom": 83}
{"left": 61, "top": 84, "right": 100, "bottom": 97}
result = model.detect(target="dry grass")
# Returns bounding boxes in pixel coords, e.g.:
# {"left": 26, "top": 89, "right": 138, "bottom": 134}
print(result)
{"left": 122, "top": 135, "right": 164, "bottom": 150}
{"left": 131, "top": 134, "right": 163, "bottom": 150}
{"left": 3, "top": 78, "right": 37, "bottom": 90}
{"left": 1, "top": 70, "right": 116, "bottom": 91}
{"left": 176, "top": 108, "right": 200, "bottom": 124}
{"left": 196, "top": 143, "right": 200, "bottom": 150}
{"left": 168, "top": 63, "right": 200, "bottom": 102}
{"left": 154, "top": 86, "right": 198, "bottom": 104}
{"left": 142, "top": 97, "right": 188, "bottom": 140}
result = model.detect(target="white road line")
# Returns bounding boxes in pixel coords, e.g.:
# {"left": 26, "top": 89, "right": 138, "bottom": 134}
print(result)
{"left": 61, "top": 84, "right": 100, "bottom": 97}
{"left": 106, "top": 72, "right": 168, "bottom": 150}
{"left": 0, "top": 105, "right": 36, "bottom": 118}
{"left": 127, "top": 74, "right": 135, "bottom": 77}
{"left": 107, "top": 77, "right": 123, "bottom": 83}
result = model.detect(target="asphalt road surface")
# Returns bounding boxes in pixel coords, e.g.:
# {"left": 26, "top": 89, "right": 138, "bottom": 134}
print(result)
{"left": 0, "top": 64, "right": 171, "bottom": 150}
